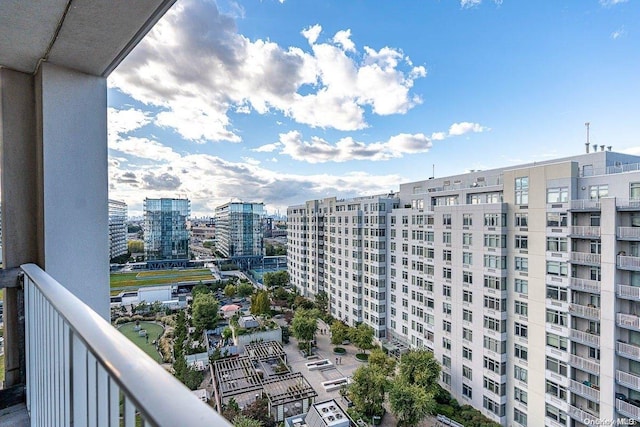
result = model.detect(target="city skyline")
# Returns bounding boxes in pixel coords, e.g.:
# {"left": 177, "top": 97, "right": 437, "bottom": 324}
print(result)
{"left": 107, "top": 0, "right": 640, "bottom": 217}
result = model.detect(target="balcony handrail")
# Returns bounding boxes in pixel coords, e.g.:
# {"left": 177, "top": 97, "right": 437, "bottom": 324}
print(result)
{"left": 22, "top": 263, "right": 230, "bottom": 427}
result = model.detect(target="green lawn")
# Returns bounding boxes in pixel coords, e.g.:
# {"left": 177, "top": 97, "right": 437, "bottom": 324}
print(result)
{"left": 110, "top": 268, "right": 214, "bottom": 289}
{"left": 117, "top": 322, "right": 165, "bottom": 363}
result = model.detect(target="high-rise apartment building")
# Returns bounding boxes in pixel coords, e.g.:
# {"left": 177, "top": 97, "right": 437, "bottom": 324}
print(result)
{"left": 108, "top": 199, "right": 128, "bottom": 260}
{"left": 288, "top": 149, "right": 640, "bottom": 426}
{"left": 143, "top": 198, "right": 190, "bottom": 269}
{"left": 215, "top": 202, "right": 264, "bottom": 259}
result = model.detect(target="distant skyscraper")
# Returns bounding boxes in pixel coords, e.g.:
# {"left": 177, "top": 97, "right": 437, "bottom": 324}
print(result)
{"left": 215, "top": 202, "right": 264, "bottom": 259}
{"left": 108, "top": 199, "right": 128, "bottom": 260}
{"left": 144, "top": 198, "right": 190, "bottom": 269}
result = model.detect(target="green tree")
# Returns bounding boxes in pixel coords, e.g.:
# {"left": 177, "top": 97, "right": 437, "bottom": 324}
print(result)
{"left": 330, "top": 320, "right": 350, "bottom": 345}
{"left": 191, "top": 283, "right": 212, "bottom": 298}
{"left": 232, "top": 415, "right": 262, "bottom": 427}
{"left": 192, "top": 292, "right": 219, "bottom": 331}
{"left": 348, "top": 364, "right": 388, "bottom": 418}
{"left": 315, "top": 290, "right": 328, "bottom": 314}
{"left": 263, "top": 270, "right": 289, "bottom": 289}
{"left": 351, "top": 323, "right": 375, "bottom": 354}
{"left": 389, "top": 379, "right": 435, "bottom": 427}
{"left": 291, "top": 309, "right": 318, "bottom": 354}
{"left": 224, "top": 284, "right": 237, "bottom": 298}
{"left": 250, "top": 290, "right": 271, "bottom": 315}
{"left": 127, "top": 240, "right": 144, "bottom": 253}
{"left": 368, "top": 348, "right": 396, "bottom": 377}
{"left": 398, "top": 349, "right": 440, "bottom": 393}
{"left": 237, "top": 282, "right": 255, "bottom": 298}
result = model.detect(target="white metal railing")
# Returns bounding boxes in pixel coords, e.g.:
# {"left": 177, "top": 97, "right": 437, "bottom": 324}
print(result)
{"left": 568, "top": 405, "right": 599, "bottom": 423}
{"left": 617, "top": 341, "right": 640, "bottom": 361}
{"left": 619, "top": 255, "right": 640, "bottom": 270}
{"left": 618, "top": 227, "right": 640, "bottom": 240}
{"left": 570, "top": 200, "right": 601, "bottom": 210}
{"left": 570, "top": 226, "right": 601, "bottom": 238}
{"left": 617, "top": 313, "right": 640, "bottom": 329}
{"left": 617, "top": 370, "right": 640, "bottom": 390}
{"left": 22, "top": 263, "right": 229, "bottom": 427}
{"left": 569, "top": 354, "right": 600, "bottom": 374}
{"left": 570, "top": 329, "right": 600, "bottom": 347}
{"left": 568, "top": 303, "right": 600, "bottom": 320}
{"left": 570, "top": 252, "right": 601, "bottom": 265}
{"left": 617, "top": 198, "right": 640, "bottom": 209}
{"left": 568, "top": 379, "right": 600, "bottom": 401}
{"left": 618, "top": 284, "right": 640, "bottom": 300}
{"left": 569, "top": 278, "right": 601, "bottom": 293}
{"left": 617, "top": 398, "right": 640, "bottom": 419}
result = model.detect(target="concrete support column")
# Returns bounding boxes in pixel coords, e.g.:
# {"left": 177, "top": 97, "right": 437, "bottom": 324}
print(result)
{"left": 35, "top": 62, "right": 109, "bottom": 318}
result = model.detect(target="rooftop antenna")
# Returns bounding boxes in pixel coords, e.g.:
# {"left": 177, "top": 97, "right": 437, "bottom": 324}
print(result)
{"left": 585, "top": 122, "right": 590, "bottom": 153}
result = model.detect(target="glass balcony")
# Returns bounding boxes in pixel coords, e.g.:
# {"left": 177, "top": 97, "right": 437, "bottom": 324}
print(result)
{"left": 617, "top": 313, "right": 640, "bottom": 330}
{"left": 568, "top": 303, "right": 600, "bottom": 320}
{"left": 617, "top": 341, "right": 640, "bottom": 361}
{"left": 570, "top": 329, "right": 600, "bottom": 347}
{"left": 618, "top": 284, "right": 640, "bottom": 300}
{"left": 569, "top": 354, "right": 600, "bottom": 375}
{"left": 569, "top": 277, "right": 601, "bottom": 294}
{"left": 618, "top": 227, "right": 640, "bottom": 241}
{"left": 569, "top": 200, "right": 601, "bottom": 211}
{"left": 617, "top": 370, "right": 640, "bottom": 392}
{"left": 568, "top": 379, "right": 600, "bottom": 402}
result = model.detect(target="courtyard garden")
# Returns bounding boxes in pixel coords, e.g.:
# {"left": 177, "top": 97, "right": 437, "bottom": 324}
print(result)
{"left": 118, "top": 321, "right": 165, "bottom": 363}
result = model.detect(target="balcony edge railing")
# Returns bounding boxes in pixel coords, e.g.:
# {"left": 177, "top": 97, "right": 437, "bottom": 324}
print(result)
{"left": 21, "top": 263, "right": 230, "bottom": 427}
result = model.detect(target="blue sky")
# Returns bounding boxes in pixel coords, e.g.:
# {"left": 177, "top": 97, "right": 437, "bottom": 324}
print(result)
{"left": 107, "top": 0, "right": 640, "bottom": 217}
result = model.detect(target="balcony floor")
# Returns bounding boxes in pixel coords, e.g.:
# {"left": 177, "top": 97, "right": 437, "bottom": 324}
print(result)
{"left": 0, "top": 403, "right": 29, "bottom": 426}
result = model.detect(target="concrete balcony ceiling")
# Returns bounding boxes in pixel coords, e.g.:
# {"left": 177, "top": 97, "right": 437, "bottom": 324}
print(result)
{"left": 0, "top": 0, "right": 176, "bottom": 76}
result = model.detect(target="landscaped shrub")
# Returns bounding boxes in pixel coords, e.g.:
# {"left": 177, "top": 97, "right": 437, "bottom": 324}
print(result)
{"left": 333, "top": 347, "right": 346, "bottom": 355}
{"left": 355, "top": 353, "right": 369, "bottom": 362}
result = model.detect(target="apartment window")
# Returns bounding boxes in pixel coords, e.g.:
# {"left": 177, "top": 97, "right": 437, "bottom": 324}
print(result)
{"left": 631, "top": 182, "right": 640, "bottom": 200}
{"left": 546, "top": 187, "right": 569, "bottom": 203}
{"left": 443, "top": 284, "right": 451, "bottom": 297}
{"left": 484, "top": 336, "right": 506, "bottom": 354}
{"left": 484, "top": 316, "right": 505, "bottom": 333}
{"left": 590, "top": 213, "right": 601, "bottom": 226}
{"left": 515, "top": 176, "right": 529, "bottom": 204}
{"left": 483, "top": 396, "right": 505, "bottom": 417}
{"left": 589, "top": 184, "right": 608, "bottom": 200}
{"left": 514, "top": 301, "right": 528, "bottom": 317}
{"left": 484, "top": 213, "right": 507, "bottom": 227}
{"left": 546, "top": 356, "right": 568, "bottom": 377}
{"left": 546, "top": 284, "right": 567, "bottom": 302}
{"left": 484, "top": 356, "right": 506, "bottom": 375}
{"left": 514, "top": 343, "right": 528, "bottom": 361}
{"left": 485, "top": 275, "right": 507, "bottom": 291}
{"left": 443, "top": 249, "right": 452, "bottom": 262}
{"left": 515, "top": 212, "right": 528, "bottom": 227}
{"left": 463, "top": 328, "right": 473, "bottom": 342}
{"left": 462, "top": 384, "right": 473, "bottom": 399}
{"left": 591, "top": 240, "right": 601, "bottom": 254}
{"left": 443, "top": 214, "right": 452, "bottom": 226}
{"left": 442, "top": 372, "right": 451, "bottom": 385}
{"left": 463, "top": 309, "right": 473, "bottom": 323}
{"left": 590, "top": 266, "right": 601, "bottom": 281}
{"left": 546, "top": 212, "right": 568, "bottom": 227}
{"left": 462, "top": 232, "right": 473, "bottom": 245}
{"left": 463, "top": 290, "right": 473, "bottom": 303}
{"left": 442, "top": 232, "right": 451, "bottom": 244}
{"left": 443, "top": 267, "right": 452, "bottom": 280}
{"left": 545, "top": 404, "right": 567, "bottom": 425}
{"left": 483, "top": 376, "right": 505, "bottom": 396}
{"left": 514, "top": 235, "right": 528, "bottom": 250}
{"left": 462, "top": 252, "right": 473, "bottom": 265}
{"left": 484, "top": 295, "right": 505, "bottom": 311}
{"left": 546, "top": 261, "right": 568, "bottom": 276}
{"left": 514, "top": 257, "right": 528, "bottom": 272}
{"left": 513, "top": 408, "right": 527, "bottom": 426}
{"left": 545, "top": 380, "right": 567, "bottom": 400}
{"left": 463, "top": 213, "right": 473, "bottom": 226}
{"left": 546, "top": 236, "right": 568, "bottom": 252}
{"left": 443, "top": 320, "right": 451, "bottom": 333}
{"left": 443, "top": 302, "right": 452, "bottom": 315}
{"left": 462, "top": 365, "right": 472, "bottom": 380}
{"left": 463, "top": 271, "right": 473, "bottom": 284}
{"left": 514, "top": 322, "right": 528, "bottom": 338}
{"left": 484, "top": 234, "right": 506, "bottom": 248}
{"left": 546, "top": 333, "right": 568, "bottom": 351}
{"left": 442, "top": 355, "right": 451, "bottom": 368}
{"left": 514, "top": 387, "right": 528, "bottom": 405}
{"left": 546, "top": 309, "right": 568, "bottom": 326}
{"left": 463, "top": 346, "right": 473, "bottom": 361}
{"left": 442, "top": 337, "right": 451, "bottom": 350}
{"left": 426, "top": 231, "right": 434, "bottom": 242}
{"left": 484, "top": 255, "right": 506, "bottom": 269}
{"left": 514, "top": 365, "right": 528, "bottom": 383}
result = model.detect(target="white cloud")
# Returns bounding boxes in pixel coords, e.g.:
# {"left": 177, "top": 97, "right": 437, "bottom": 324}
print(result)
{"left": 611, "top": 27, "right": 625, "bottom": 39}
{"left": 108, "top": 107, "right": 151, "bottom": 139}
{"left": 448, "top": 122, "right": 489, "bottom": 136}
{"left": 252, "top": 142, "right": 282, "bottom": 152}
{"left": 242, "top": 157, "right": 261, "bottom": 165}
{"left": 110, "top": 0, "right": 426, "bottom": 141}
{"left": 461, "top": 0, "right": 482, "bottom": 8}
{"left": 600, "top": 0, "right": 628, "bottom": 6}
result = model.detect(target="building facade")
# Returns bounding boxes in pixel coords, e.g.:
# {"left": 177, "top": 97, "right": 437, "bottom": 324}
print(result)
{"left": 215, "top": 202, "right": 265, "bottom": 259}
{"left": 288, "top": 150, "right": 640, "bottom": 426}
{"left": 143, "top": 198, "right": 190, "bottom": 268}
{"left": 108, "top": 199, "right": 128, "bottom": 260}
